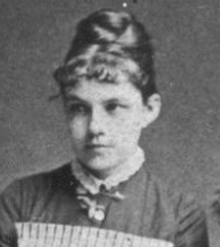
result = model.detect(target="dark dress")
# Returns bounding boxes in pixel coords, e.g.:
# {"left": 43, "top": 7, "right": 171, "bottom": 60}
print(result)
{"left": 0, "top": 163, "right": 209, "bottom": 247}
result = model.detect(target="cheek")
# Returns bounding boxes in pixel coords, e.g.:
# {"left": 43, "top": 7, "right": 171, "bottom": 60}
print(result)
{"left": 68, "top": 118, "right": 88, "bottom": 140}
{"left": 124, "top": 124, "right": 142, "bottom": 139}
{"left": 114, "top": 117, "right": 143, "bottom": 143}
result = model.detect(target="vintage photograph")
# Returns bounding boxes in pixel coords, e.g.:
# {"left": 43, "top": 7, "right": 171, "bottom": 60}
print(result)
{"left": 0, "top": 0, "right": 219, "bottom": 246}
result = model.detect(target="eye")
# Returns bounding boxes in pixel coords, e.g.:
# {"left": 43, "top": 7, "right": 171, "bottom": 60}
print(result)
{"left": 105, "top": 101, "right": 129, "bottom": 113}
{"left": 66, "top": 102, "right": 89, "bottom": 115}
{"left": 105, "top": 102, "right": 119, "bottom": 112}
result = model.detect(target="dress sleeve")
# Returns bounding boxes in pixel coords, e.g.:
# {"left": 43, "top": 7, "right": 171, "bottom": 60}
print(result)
{"left": 0, "top": 180, "right": 22, "bottom": 247}
{"left": 174, "top": 193, "right": 209, "bottom": 247}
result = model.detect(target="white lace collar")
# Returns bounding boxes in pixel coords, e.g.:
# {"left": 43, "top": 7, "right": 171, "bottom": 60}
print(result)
{"left": 71, "top": 147, "right": 145, "bottom": 195}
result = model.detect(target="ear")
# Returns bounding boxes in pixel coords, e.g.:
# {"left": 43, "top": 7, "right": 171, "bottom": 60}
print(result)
{"left": 141, "top": 93, "right": 161, "bottom": 128}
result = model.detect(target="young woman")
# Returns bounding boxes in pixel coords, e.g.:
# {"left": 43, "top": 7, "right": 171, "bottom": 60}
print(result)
{"left": 0, "top": 9, "right": 209, "bottom": 247}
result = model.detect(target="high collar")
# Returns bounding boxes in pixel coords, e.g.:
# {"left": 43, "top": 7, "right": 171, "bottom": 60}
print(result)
{"left": 71, "top": 147, "right": 145, "bottom": 195}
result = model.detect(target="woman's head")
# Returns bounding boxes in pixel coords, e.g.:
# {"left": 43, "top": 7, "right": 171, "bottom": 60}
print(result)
{"left": 54, "top": 9, "right": 158, "bottom": 104}
{"left": 53, "top": 9, "right": 161, "bottom": 178}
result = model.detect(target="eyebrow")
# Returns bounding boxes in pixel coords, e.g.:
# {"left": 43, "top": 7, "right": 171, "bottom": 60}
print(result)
{"left": 103, "top": 98, "right": 128, "bottom": 104}
{"left": 64, "top": 95, "right": 90, "bottom": 105}
{"left": 64, "top": 94, "right": 129, "bottom": 105}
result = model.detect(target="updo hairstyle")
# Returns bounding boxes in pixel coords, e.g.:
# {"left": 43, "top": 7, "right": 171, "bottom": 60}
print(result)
{"left": 53, "top": 9, "right": 158, "bottom": 103}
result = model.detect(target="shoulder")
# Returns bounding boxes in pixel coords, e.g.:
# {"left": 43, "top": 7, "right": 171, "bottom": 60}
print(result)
{"left": 5, "top": 163, "right": 71, "bottom": 191}
{"left": 0, "top": 163, "right": 72, "bottom": 210}
{"left": 141, "top": 165, "right": 203, "bottom": 213}
{"left": 0, "top": 163, "right": 72, "bottom": 240}
{"left": 140, "top": 166, "right": 209, "bottom": 246}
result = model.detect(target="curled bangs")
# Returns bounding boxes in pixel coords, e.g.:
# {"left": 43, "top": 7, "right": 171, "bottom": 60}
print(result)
{"left": 53, "top": 51, "right": 142, "bottom": 87}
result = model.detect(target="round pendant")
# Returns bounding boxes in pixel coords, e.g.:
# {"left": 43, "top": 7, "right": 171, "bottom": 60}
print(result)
{"left": 93, "top": 209, "right": 105, "bottom": 222}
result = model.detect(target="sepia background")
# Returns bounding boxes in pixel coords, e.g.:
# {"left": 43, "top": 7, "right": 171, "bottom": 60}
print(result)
{"left": 0, "top": 0, "right": 220, "bottom": 245}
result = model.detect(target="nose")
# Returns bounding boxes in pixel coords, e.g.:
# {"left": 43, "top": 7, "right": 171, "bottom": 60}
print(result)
{"left": 88, "top": 108, "right": 106, "bottom": 137}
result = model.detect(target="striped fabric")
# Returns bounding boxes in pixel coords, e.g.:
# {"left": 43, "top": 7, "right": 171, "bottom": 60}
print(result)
{"left": 15, "top": 223, "right": 174, "bottom": 247}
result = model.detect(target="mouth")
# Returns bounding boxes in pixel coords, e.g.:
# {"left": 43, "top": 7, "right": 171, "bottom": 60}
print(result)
{"left": 85, "top": 144, "right": 109, "bottom": 150}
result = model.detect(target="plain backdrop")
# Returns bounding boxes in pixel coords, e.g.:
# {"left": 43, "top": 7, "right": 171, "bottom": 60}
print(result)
{"left": 0, "top": 0, "right": 220, "bottom": 245}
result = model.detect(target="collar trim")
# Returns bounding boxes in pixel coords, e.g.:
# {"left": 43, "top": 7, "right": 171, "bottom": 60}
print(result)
{"left": 71, "top": 147, "right": 145, "bottom": 195}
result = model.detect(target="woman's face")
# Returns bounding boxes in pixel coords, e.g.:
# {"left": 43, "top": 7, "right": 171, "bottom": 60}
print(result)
{"left": 63, "top": 76, "right": 159, "bottom": 179}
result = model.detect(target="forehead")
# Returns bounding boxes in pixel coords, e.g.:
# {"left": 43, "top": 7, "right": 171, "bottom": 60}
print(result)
{"left": 64, "top": 78, "right": 143, "bottom": 104}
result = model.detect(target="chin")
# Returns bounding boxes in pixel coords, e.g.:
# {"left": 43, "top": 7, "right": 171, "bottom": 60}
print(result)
{"left": 82, "top": 156, "right": 118, "bottom": 177}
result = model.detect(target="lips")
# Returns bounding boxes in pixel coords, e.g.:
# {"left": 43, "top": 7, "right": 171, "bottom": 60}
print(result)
{"left": 85, "top": 143, "right": 109, "bottom": 149}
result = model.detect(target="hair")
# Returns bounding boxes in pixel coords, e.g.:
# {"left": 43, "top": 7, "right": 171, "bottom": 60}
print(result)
{"left": 53, "top": 9, "right": 158, "bottom": 103}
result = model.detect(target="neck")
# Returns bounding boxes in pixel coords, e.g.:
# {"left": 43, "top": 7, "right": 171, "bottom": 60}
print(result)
{"left": 71, "top": 147, "right": 145, "bottom": 194}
